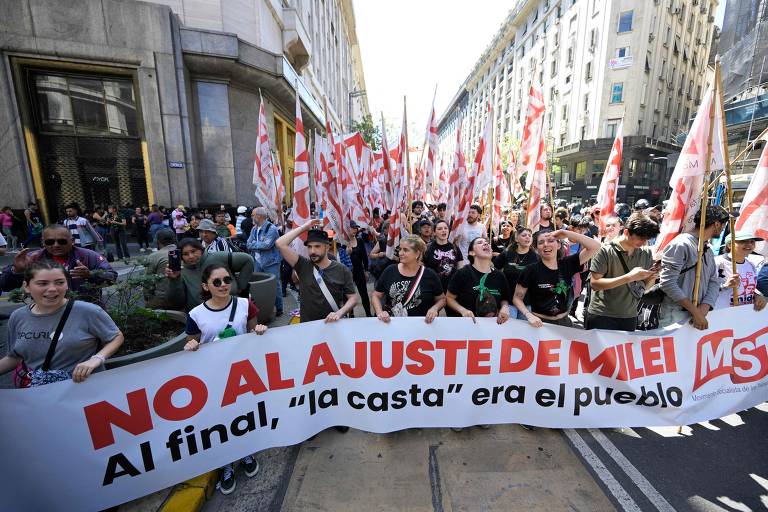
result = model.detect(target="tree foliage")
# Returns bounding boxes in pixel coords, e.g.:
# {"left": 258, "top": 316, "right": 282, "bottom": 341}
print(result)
{"left": 351, "top": 115, "right": 382, "bottom": 150}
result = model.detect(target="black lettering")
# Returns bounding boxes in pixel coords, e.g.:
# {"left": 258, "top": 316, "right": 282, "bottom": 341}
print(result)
{"left": 201, "top": 423, "right": 229, "bottom": 450}
{"left": 613, "top": 391, "right": 636, "bottom": 404}
{"left": 102, "top": 452, "right": 141, "bottom": 486}
{"left": 535, "top": 388, "right": 556, "bottom": 407}
{"left": 347, "top": 391, "right": 365, "bottom": 409}
{"left": 472, "top": 387, "right": 490, "bottom": 405}
{"left": 574, "top": 387, "right": 592, "bottom": 416}
{"left": 231, "top": 411, "right": 256, "bottom": 436}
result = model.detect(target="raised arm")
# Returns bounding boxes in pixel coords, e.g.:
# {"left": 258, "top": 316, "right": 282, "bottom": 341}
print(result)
{"left": 276, "top": 219, "right": 321, "bottom": 267}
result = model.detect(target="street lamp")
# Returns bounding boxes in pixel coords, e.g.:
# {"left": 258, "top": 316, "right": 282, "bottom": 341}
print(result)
{"left": 348, "top": 89, "right": 367, "bottom": 130}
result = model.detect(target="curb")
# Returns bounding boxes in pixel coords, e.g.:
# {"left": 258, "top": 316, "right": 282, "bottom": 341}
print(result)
{"left": 159, "top": 471, "right": 218, "bottom": 512}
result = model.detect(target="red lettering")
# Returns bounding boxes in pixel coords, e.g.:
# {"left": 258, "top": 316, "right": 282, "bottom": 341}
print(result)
{"left": 731, "top": 327, "right": 768, "bottom": 385}
{"left": 265, "top": 352, "right": 295, "bottom": 390}
{"left": 405, "top": 339, "right": 434, "bottom": 376}
{"left": 499, "top": 338, "right": 534, "bottom": 373}
{"left": 340, "top": 342, "right": 368, "bottom": 378}
{"left": 303, "top": 342, "right": 340, "bottom": 384}
{"left": 535, "top": 339, "right": 561, "bottom": 376}
{"left": 693, "top": 330, "right": 734, "bottom": 391}
{"left": 624, "top": 343, "right": 645, "bottom": 380}
{"left": 568, "top": 341, "right": 617, "bottom": 377}
{"left": 84, "top": 389, "right": 153, "bottom": 450}
{"left": 153, "top": 375, "right": 208, "bottom": 421}
{"left": 640, "top": 338, "right": 664, "bottom": 376}
{"left": 466, "top": 339, "right": 492, "bottom": 375}
{"left": 435, "top": 340, "right": 467, "bottom": 375}
{"left": 221, "top": 359, "right": 268, "bottom": 406}
{"left": 370, "top": 341, "right": 404, "bottom": 378}
{"left": 615, "top": 340, "right": 628, "bottom": 381}
{"left": 662, "top": 337, "right": 677, "bottom": 372}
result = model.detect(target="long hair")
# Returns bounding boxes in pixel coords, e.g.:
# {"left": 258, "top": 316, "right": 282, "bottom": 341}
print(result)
{"left": 200, "top": 264, "right": 232, "bottom": 301}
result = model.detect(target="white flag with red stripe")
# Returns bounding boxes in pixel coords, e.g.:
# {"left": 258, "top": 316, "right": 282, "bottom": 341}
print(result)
{"left": 655, "top": 83, "right": 725, "bottom": 255}
{"left": 595, "top": 122, "right": 623, "bottom": 232}
{"left": 493, "top": 144, "right": 510, "bottom": 229}
{"left": 473, "top": 104, "right": 494, "bottom": 200}
{"left": 340, "top": 132, "right": 371, "bottom": 228}
{"left": 423, "top": 103, "right": 439, "bottom": 202}
{"left": 437, "top": 156, "right": 448, "bottom": 204}
{"left": 447, "top": 121, "right": 466, "bottom": 228}
{"left": 508, "top": 149, "right": 523, "bottom": 199}
{"left": 521, "top": 85, "right": 547, "bottom": 231}
{"left": 253, "top": 99, "right": 280, "bottom": 216}
{"left": 735, "top": 140, "right": 768, "bottom": 256}
{"left": 386, "top": 113, "right": 408, "bottom": 259}
{"left": 292, "top": 93, "right": 310, "bottom": 233}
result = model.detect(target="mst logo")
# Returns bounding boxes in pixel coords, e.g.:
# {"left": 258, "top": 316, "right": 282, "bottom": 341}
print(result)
{"left": 693, "top": 327, "right": 768, "bottom": 392}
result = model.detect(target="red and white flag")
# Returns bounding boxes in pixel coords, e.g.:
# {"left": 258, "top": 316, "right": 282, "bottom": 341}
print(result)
{"left": 520, "top": 85, "right": 548, "bottom": 231}
{"left": 316, "top": 129, "right": 346, "bottom": 243}
{"left": 386, "top": 112, "right": 408, "bottom": 259}
{"left": 595, "top": 122, "right": 623, "bottom": 232}
{"left": 423, "top": 103, "right": 439, "bottom": 202}
{"left": 507, "top": 149, "right": 523, "bottom": 199}
{"left": 655, "top": 83, "right": 725, "bottom": 255}
{"left": 437, "top": 156, "right": 448, "bottom": 204}
{"left": 447, "top": 121, "right": 466, "bottom": 227}
{"left": 735, "top": 137, "right": 768, "bottom": 256}
{"left": 473, "top": 104, "right": 495, "bottom": 200}
{"left": 340, "top": 132, "right": 371, "bottom": 228}
{"left": 292, "top": 93, "right": 310, "bottom": 233}
{"left": 493, "top": 144, "right": 510, "bottom": 230}
{"left": 253, "top": 99, "right": 280, "bottom": 216}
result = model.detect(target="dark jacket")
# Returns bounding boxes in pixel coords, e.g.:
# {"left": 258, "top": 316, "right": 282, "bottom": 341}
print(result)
{"left": 165, "top": 251, "right": 254, "bottom": 311}
{"left": 0, "top": 247, "right": 117, "bottom": 300}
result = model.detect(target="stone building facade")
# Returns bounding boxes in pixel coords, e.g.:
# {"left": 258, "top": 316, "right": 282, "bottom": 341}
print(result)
{"left": 0, "top": 0, "right": 368, "bottom": 222}
{"left": 437, "top": 0, "right": 718, "bottom": 206}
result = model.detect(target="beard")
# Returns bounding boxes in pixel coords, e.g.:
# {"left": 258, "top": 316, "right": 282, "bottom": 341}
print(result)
{"left": 309, "top": 253, "right": 323, "bottom": 263}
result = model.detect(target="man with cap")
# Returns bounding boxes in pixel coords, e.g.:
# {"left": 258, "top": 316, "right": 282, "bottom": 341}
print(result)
{"left": 658, "top": 205, "right": 731, "bottom": 330}
{"left": 714, "top": 230, "right": 767, "bottom": 311}
{"left": 199, "top": 218, "right": 233, "bottom": 254}
{"left": 234, "top": 206, "right": 248, "bottom": 236}
{"left": 248, "top": 207, "right": 283, "bottom": 316}
{"left": 143, "top": 228, "right": 177, "bottom": 309}
{"left": 276, "top": 219, "right": 358, "bottom": 323}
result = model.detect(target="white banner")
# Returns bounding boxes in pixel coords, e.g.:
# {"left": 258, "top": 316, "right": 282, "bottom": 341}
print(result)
{"left": 2, "top": 310, "right": 767, "bottom": 511}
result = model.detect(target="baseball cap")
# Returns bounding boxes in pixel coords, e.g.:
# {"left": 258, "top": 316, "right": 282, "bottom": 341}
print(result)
{"left": 725, "top": 231, "right": 764, "bottom": 244}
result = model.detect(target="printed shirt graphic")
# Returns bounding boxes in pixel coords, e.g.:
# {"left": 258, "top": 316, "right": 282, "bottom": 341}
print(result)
{"left": 518, "top": 253, "right": 581, "bottom": 316}
{"left": 714, "top": 257, "right": 758, "bottom": 309}
{"left": 374, "top": 265, "right": 443, "bottom": 317}
{"left": 424, "top": 242, "right": 463, "bottom": 290}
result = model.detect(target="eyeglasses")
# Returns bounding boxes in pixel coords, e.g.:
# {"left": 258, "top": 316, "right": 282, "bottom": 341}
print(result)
{"left": 211, "top": 276, "right": 233, "bottom": 287}
{"left": 44, "top": 239, "right": 69, "bottom": 246}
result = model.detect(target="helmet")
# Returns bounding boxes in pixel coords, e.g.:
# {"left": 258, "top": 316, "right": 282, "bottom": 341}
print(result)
{"left": 614, "top": 203, "right": 631, "bottom": 220}
{"left": 634, "top": 199, "right": 649, "bottom": 210}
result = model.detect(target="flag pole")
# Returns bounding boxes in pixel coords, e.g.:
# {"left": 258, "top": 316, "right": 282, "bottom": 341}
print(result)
{"left": 714, "top": 58, "right": 739, "bottom": 307}
{"left": 692, "top": 62, "right": 719, "bottom": 307}
{"left": 404, "top": 96, "right": 413, "bottom": 233}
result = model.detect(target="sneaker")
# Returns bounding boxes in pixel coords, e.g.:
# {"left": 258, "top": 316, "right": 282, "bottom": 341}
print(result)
{"left": 241, "top": 455, "right": 259, "bottom": 478}
{"left": 218, "top": 464, "right": 236, "bottom": 495}
{"left": 520, "top": 424, "right": 536, "bottom": 431}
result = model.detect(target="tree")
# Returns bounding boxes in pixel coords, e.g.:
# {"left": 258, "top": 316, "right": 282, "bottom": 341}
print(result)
{"left": 351, "top": 115, "right": 382, "bottom": 150}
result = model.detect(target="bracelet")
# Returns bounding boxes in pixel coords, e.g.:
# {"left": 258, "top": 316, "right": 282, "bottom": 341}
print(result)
{"left": 90, "top": 354, "right": 106, "bottom": 364}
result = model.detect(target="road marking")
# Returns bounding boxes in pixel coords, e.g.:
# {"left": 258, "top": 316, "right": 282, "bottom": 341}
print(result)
{"left": 564, "top": 429, "right": 643, "bottom": 512}
{"left": 588, "top": 429, "right": 677, "bottom": 512}
{"left": 428, "top": 444, "right": 444, "bottom": 512}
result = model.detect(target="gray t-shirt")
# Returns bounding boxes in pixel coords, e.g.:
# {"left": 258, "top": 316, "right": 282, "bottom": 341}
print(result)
{"left": 458, "top": 222, "right": 486, "bottom": 261}
{"left": 294, "top": 256, "right": 356, "bottom": 322}
{"left": 9, "top": 301, "right": 120, "bottom": 373}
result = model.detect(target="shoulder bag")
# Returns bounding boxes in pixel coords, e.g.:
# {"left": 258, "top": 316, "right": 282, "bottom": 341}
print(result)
{"left": 216, "top": 298, "right": 239, "bottom": 340}
{"left": 389, "top": 265, "right": 426, "bottom": 317}
{"left": 14, "top": 299, "right": 76, "bottom": 388}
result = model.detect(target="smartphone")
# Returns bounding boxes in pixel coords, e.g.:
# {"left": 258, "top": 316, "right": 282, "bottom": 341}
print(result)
{"left": 168, "top": 249, "right": 181, "bottom": 272}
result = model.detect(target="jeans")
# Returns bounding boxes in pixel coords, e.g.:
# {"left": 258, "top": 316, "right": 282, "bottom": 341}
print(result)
{"left": 255, "top": 260, "right": 283, "bottom": 313}
{"left": 110, "top": 227, "right": 130, "bottom": 259}
{"left": 658, "top": 303, "right": 690, "bottom": 329}
{"left": 508, "top": 304, "right": 531, "bottom": 320}
{"left": 150, "top": 224, "right": 163, "bottom": 246}
{"left": 2, "top": 226, "right": 17, "bottom": 251}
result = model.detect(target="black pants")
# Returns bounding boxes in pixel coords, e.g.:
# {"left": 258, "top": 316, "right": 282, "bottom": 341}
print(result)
{"left": 136, "top": 228, "right": 150, "bottom": 249}
{"left": 353, "top": 271, "right": 372, "bottom": 317}
{"left": 585, "top": 314, "right": 637, "bottom": 332}
{"left": 280, "top": 260, "right": 293, "bottom": 294}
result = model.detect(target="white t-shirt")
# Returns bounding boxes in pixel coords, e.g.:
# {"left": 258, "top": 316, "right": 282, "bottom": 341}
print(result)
{"left": 186, "top": 297, "right": 256, "bottom": 344}
{"left": 714, "top": 255, "right": 758, "bottom": 309}
{"left": 457, "top": 221, "right": 486, "bottom": 261}
{"left": 64, "top": 217, "right": 94, "bottom": 246}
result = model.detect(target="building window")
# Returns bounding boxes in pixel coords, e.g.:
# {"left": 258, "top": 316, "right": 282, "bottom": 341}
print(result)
{"left": 610, "top": 83, "right": 624, "bottom": 103}
{"left": 583, "top": 93, "right": 589, "bottom": 110}
{"left": 585, "top": 61, "right": 593, "bottom": 80}
{"left": 616, "top": 47, "right": 630, "bottom": 58}
{"left": 606, "top": 119, "right": 621, "bottom": 138}
{"left": 576, "top": 161, "right": 587, "bottom": 181}
{"left": 618, "top": 11, "right": 633, "bottom": 33}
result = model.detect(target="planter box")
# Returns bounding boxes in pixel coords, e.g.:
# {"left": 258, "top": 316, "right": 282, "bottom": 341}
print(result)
{"left": 249, "top": 272, "right": 277, "bottom": 324}
{"left": 105, "top": 310, "right": 187, "bottom": 369}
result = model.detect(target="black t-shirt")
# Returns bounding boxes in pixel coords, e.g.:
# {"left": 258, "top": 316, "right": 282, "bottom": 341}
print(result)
{"left": 492, "top": 236, "right": 513, "bottom": 254}
{"left": 494, "top": 248, "right": 540, "bottom": 295}
{"left": 423, "top": 241, "right": 463, "bottom": 292}
{"left": 374, "top": 265, "right": 443, "bottom": 317}
{"left": 537, "top": 221, "right": 555, "bottom": 234}
{"left": 447, "top": 265, "right": 510, "bottom": 316}
{"left": 518, "top": 252, "right": 582, "bottom": 316}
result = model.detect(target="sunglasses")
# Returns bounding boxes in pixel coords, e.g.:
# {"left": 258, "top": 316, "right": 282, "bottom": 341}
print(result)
{"left": 44, "top": 239, "right": 70, "bottom": 246}
{"left": 211, "top": 276, "right": 233, "bottom": 287}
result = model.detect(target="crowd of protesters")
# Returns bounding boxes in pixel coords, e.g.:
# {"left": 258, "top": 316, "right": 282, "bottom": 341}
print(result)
{"left": 0, "top": 195, "right": 766, "bottom": 494}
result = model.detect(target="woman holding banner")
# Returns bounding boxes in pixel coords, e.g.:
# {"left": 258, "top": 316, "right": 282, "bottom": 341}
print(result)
{"left": 0, "top": 261, "right": 123, "bottom": 387}
{"left": 494, "top": 228, "right": 539, "bottom": 320}
{"left": 372, "top": 235, "right": 445, "bottom": 323}
{"left": 446, "top": 237, "right": 511, "bottom": 324}
{"left": 513, "top": 229, "right": 600, "bottom": 328}
{"left": 183, "top": 263, "right": 267, "bottom": 495}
